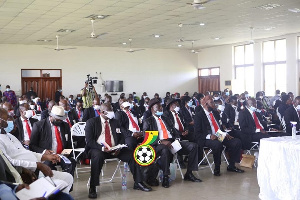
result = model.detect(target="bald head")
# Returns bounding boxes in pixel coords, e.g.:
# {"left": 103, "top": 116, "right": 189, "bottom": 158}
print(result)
{"left": 93, "top": 98, "right": 100, "bottom": 106}
{"left": 48, "top": 100, "right": 56, "bottom": 111}
{"left": 293, "top": 96, "right": 300, "bottom": 107}
{"left": 59, "top": 99, "right": 69, "bottom": 111}
{"left": 2, "top": 102, "right": 13, "bottom": 111}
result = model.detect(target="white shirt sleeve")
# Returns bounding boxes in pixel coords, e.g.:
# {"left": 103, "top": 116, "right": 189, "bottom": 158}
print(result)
{"left": 1, "top": 150, "right": 37, "bottom": 171}
{"left": 206, "top": 134, "right": 211, "bottom": 140}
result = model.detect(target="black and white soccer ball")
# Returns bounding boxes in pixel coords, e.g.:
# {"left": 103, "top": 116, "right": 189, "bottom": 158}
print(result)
{"left": 136, "top": 146, "right": 154, "bottom": 164}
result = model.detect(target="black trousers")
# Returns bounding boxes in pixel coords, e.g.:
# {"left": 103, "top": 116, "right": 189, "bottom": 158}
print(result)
{"left": 88, "top": 148, "right": 143, "bottom": 187}
{"left": 251, "top": 132, "right": 270, "bottom": 143}
{"left": 154, "top": 141, "right": 198, "bottom": 176}
{"left": 203, "top": 137, "right": 241, "bottom": 168}
{"left": 228, "top": 130, "right": 250, "bottom": 150}
{"left": 44, "top": 157, "right": 76, "bottom": 178}
{"left": 125, "top": 136, "right": 143, "bottom": 150}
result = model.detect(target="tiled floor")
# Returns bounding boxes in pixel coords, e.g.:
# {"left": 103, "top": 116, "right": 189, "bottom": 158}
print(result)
{"left": 71, "top": 161, "right": 260, "bottom": 200}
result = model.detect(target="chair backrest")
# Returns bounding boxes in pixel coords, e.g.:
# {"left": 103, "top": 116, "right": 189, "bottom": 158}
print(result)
{"left": 71, "top": 122, "right": 86, "bottom": 137}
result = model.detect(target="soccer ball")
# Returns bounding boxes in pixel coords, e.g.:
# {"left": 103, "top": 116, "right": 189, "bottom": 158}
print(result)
{"left": 135, "top": 146, "right": 155, "bottom": 165}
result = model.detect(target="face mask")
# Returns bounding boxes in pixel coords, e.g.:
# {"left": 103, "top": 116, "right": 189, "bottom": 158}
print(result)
{"left": 64, "top": 110, "right": 70, "bottom": 114}
{"left": 8, "top": 110, "right": 15, "bottom": 117}
{"left": 250, "top": 106, "right": 256, "bottom": 112}
{"left": 122, "top": 102, "right": 131, "bottom": 109}
{"left": 296, "top": 105, "right": 300, "bottom": 110}
{"left": 24, "top": 110, "right": 33, "bottom": 119}
{"left": 214, "top": 97, "right": 220, "bottom": 101}
{"left": 174, "top": 106, "right": 180, "bottom": 112}
{"left": 30, "top": 105, "right": 35, "bottom": 110}
{"left": 256, "top": 109, "right": 262, "bottom": 113}
{"left": 245, "top": 94, "right": 249, "bottom": 98}
{"left": 130, "top": 103, "right": 134, "bottom": 109}
{"left": 4, "top": 121, "right": 14, "bottom": 133}
{"left": 218, "top": 105, "right": 225, "bottom": 112}
{"left": 240, "top": 99, "right": 245, "bottom": 103}
{"left": 259, "top": 96, "right": 263, "bottom": 99}
{"left": 94, "top": 105, "right": 101, "bottom": 110}
{"left": 187, "top": 101, "right": 193, "bottom": 107}
{"left": 52, "top": 120, "right": 62, "bottom": 126}
{"left": 19, "top": 100, "right": 27, "bottom": 104}
{"left": 155, "top": 111, "right": 163, "bottom": 116}
{"left": 105, "top": 111, "right": 115, "bottom": 119}
{"left": 78, "top": 97, "right": 81, "bottom": 100}
{"left": 6, "top": 88, "right": 10, "bottom": 92}
{"left": 225, "top": 92, "right": 229, "bottom": 96}
{"left": 69, "top": 98, "right": 72, "bottom": 101}
{"left": 240, "top": 105, "right": 244, "bottom": 110}
{"left": 143, "top": 96, "right": 148, "bottom": 99}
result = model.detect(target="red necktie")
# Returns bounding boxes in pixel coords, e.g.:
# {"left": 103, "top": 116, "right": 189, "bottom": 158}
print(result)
{"left": 158, "top": 118, "right": 168, "bottom": 139}
{"left": 54, "top": 126, "right": 63, "bottom": 154}
{"left": 24, "top": 119, "right": 32, "bottom": 138}
{"left": 209, "top": 113, "right": 219, "bottom": 132}
{"left": 37, "top": 105, "right": 41, "bottom": 111}
{"left": 66, "top": 118, "right": 72, "bottom": 128}
{"left": 78, "top": 110, "right": 81, "bottom": 120}
{"left": 105, "top": 121, "right": 112, "bottom": 147}
{"left": 126, "top": 111, "right": 140, "bottom": 132}
{"left": 253, "top": 112, "right": 263, "bottom": 130}
{"left": 175, "top": 113, "right": 184, "bottom": 132}
{"left": 96, "top": 110, "right": 100, "bottom": 116}
{"left": 196, "top": 100, "right": 199, "bottom": 106}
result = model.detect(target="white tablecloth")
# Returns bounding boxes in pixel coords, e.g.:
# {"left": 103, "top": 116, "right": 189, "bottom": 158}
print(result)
{"left": 257, "top": 136, "right": 300, "bottom": 200}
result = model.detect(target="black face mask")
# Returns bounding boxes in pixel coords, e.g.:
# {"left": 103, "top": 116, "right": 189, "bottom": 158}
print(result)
{"left": 52, "top": 120, "right": 62, "bottom": 126}
{"left": 207, "top": 105, "right": 214, "bottom": 112}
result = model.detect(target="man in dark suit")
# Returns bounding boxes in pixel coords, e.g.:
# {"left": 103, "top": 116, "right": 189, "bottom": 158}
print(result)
{"left": 143, "top": 98, "right": 201, "bottom": 188}
{"left": 284, "top": 96, "right": 300, "bottom": 135}
{"left": 29, "top": 105, "right": 76, "bottom": 178}
{"left": 179, "top": 96, "right": 195, "bottom": 142}
{"left": 85, "top": 103, "right": 151, "bottom": 198}
{"left": 14, "top": 103, "right": 38, "bottom": 147}
{"left": 194, "top": 96, "right": 244, "bottom": 176}
{"left": 115, "top": 99, "right": 143, "bottom": 150}
{"left": 82, "top": 98, "right": 101, "bottom": 122}
{"left": 59, "top": 99, "right": 78, "bottom": 127}
{"left": 55, "top": 88, "right": 62, "bottom": 103}
{"left": 41, "top": 100, "right": 56, "bottom": 120}
{"left": 140, "top": 97, "right": 150, "bottom": 116}
{"left": 238, "top": 98, "right": 270, "bottom": 148}
{"left": 194, "top": 93, "right": 205, "bottom": 113}
{"left": 75, "top": 100, "right": 84, "bottom": 122}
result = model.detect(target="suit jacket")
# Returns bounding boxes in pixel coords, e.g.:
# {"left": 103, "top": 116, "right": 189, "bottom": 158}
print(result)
{"left": 41, "top": 110, "right": 49, "bottom": 120}
{"left": 221, "top": 104, "right": 235, "bottom": 129}
{"left": 284, "top": 106, "right": 300, "bottom": 134}
{"left": 238, "top": 109, "right": 257, "bottom": 135}
{"left": 14, "top": 117, "right": 38, "bottom": 142}
{"left": 115, "top": 110, "right": 139, "bottom": 139}
{"left": 29, "top": 119, "right": 71, "bottom": 153}
{"left": 179, "top": 106, "right": 194, "bottom": 125}
{"left": 143, "top": 115, "right": 180, "bottom": 146}
{"left": 82, "top": 107, "right": 96, "bottom": 122}
{"left": 85, "top": 117, "right": 124, "bottom": 154}
{"left": 195, "top": 105, "right": 203, "bottom": 114}
{"left": 67, "top": 108, "right": 79, "bottom": 126}
{"left": 162, "top": 110, "right": 187, "bottom": 132}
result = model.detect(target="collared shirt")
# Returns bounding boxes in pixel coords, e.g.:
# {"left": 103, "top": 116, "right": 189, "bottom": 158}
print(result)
{"left": 81, "top": 88, "right": 96, "bottom": 108}
{"left": 294, "top": 106, "right": 300, "bottom": 120}
{"left": 20, "top": 117, "right": 32, "bottom": 141}
{"left": 153, "top": 115, "right": 172, "bottom": 140}
{"left": 232, "top": 105, "right": 239, "bottom": 123}
{"left": 246, "top": 107, "right": 264, "bottom": 132}
{"left": 49, "top": 117, "right": 65, "bottom": 154}
{"left": 0, "top": 133, "right": 42, "bottom": 171}
{"left": 204, "top": 109, "right": 220, "bottom": 139}
{"left": 123, "top": 110, "right": 139, "bottom": 133}
{"left": 171, "top": 111, "right": 184, "bottom": 131}
{"left": 76, "top": 109, "right": 83, "bottom": 121}
{"left": 94, "top": 109, "right": 100, "bottom": 117}
{"left": 186, "top": 106, "right": 193, "bottom": 118}
{"left": 96, "top": 116, "right": 115, "bottom": 147}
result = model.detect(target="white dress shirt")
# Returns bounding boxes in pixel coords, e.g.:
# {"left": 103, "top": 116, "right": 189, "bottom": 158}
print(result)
{"left": 153, "top": 115, "right": 172, "bottom": 140}
{"left": 246, "top": 107, "right": 264, "bottom": 132}
{"left": 204, "top": 109, "right": 220, "bottom": 139}
{"left": 123, "top": 110, "right": 140, "bottom": 133}
{"left": 0, "top": 133, "right": 42, "bottom": 171}
{"left": 96, "top": 116, "right": 115, "bottom": 147}
{"left": 21, "top": 117, "right": 32, "bottom": 141}
{"left": 171, "top": 111, "right": 184, "bottom": 131}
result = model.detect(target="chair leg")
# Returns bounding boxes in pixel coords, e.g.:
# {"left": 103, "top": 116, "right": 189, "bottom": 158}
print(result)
{"left": 175, "top": 158, "right": 184, "bottom": 180}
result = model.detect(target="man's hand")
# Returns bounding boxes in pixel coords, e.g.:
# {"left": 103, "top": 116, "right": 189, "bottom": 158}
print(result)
{"left": 16, "top": 184, "right": 30, "bottom": 192}
{"left": 189, "top": 121, "right": 194, "bottom": 125}
{"left": 133, "top": 132, "right": 143, "bottom": 139}
{"left": 225, "top": 134, "right": 234, "bottom": 140}
{"left": 43, "top": 150, "right": 54, "bottom": 155}
{"left": 111, "top": 149, "right": 120, "bottom": 156}
{"left": 23, "top": 140, "right": 30, "bottom": 146}
{"left": 21, "top": 167, "right": 37, "bottom": 183}
{"left": 182, "top": 130, "right": 188, "bottom": 136}
{"left": 261, "top": 129, "right": 266, "bottom": 134}
{"left": 103, "top": 147, "right": 112, "bottom": 153}
{"left": 37, "top": 162, "right": 53, "bottom": 177}
{"left": 160, "top": 140, "right": 172, "bottom": 148}
{"left": 210, "top": 134, "right": 218, "bottom": 140}
{"left": 41, "top": 154, "right": 61, "bottom": 164}
{"left": 269, "top": 128, "right": 278, "bottom": 131}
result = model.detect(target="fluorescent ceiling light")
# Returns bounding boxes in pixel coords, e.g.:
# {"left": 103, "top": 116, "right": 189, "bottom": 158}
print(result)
{"left": 178, "top": 44, "right": 183, "bottom": 47}
{"left": 154, "top": 34, "right": 160, "bottom": 38}
{"left": 199, "top": 23, "right": 205, "bottom": 26}
{"left": 57, "top": 29, "right": 75, "bottom": 33}
{"left": 256, "top": 4, "right": 281, "bottom": 10}
{"left": 37, "top": 39, "right": 52, "bottom": 42}
{"left": 122, "top": 42, "right": 127, "bottom": 45}
{"left": 288, "top": 8, "right": 300, "bottom": 13}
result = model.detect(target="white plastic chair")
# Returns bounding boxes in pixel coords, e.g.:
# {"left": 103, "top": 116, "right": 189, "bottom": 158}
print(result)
{"left": 246, "top": 142, "right": 259, "bottom": 155}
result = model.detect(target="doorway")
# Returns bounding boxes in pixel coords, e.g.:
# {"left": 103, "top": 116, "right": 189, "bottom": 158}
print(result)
{"left": 198, "top": 67, "right": 220, "bottom": 93}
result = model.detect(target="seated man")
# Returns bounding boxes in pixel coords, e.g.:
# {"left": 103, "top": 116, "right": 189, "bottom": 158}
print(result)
{"left": 82, "top": 98, "right": 101, "bottom": 122}
{"left": 0, "top": 108, "right": 73, "bottom": 193}
{"left": 85, "top": 103, "right": 151, "bottom": 199}
{"left": 239, "top": 98, "right": 270, "bottom": 147}
{"left": 41, "top": 100, "right": 56, "bottom": 120}
{"left": 284, "top": 96, "right": 300, "bottom": 135}
{"left": 75, "top": 100, "right": 84, "bottom": 122}
{"left": 14, "top": 103, "right": 38, "bottom": 147}
{"left": 115, "top": 99, "right": 143, "bottom": 150}
{"left": 143, "top": 98, "right": 201, "bottom": 188}
{"left": 59, "top": 99, "right": 78, "bottom": 128}
{"left": 194, "top": 96, "right": 244, "bottom": 176}
{"left": 29, "top": 106, "right": 76, "bottom": 178}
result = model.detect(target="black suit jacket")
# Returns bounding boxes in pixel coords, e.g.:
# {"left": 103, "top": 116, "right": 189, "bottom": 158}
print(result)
{"left": 14, "top": 117, "right": 38, "bottom": 142}
{"left": 82, "top": 107, "right": 96, "bottom": 122}
{"left": 29, "top": 119, "right": 71, "bottom": 153}
{"left": 238, "top": 109, "right": 257, "bottom": 135}
{"left": 41, "top": 110, "right": 49, "bottom": 120}
{"left": 143, "top": 115, "right": 180, "bottom": 146}
{"left": 179, "top": 106, "right": 194, "bottom": 125}
{"left": 221, "top": 104, "right": 235, "bottom": 129}
{"left": 115, "top": 110, "right": 140, "bottom": 139}
{"left": 195, "top": 105, "right": 203, "bottom": 114}
{"left": 85, "top": 117, "right": 124, "bottom": 154}
{"left": 68, "top": 108, "right": 79, "bottom": 126}
{"left": 162, "top": 110, "right": 187, "bottom": 132}
{"left": 284, "top": 106, "right": 300, "bottom": 134}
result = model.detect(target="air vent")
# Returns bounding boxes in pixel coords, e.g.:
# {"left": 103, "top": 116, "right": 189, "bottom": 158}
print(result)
{"left": 57, "top": 29, "right": 75, "bottom": 33}
{"left": 85, "top": 14, "right": 110, "bottom": 19}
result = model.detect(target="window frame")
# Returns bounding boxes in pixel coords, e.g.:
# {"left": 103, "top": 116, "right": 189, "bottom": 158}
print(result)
{"left": 198, "top": 67, "right": 220, "bottom": 77}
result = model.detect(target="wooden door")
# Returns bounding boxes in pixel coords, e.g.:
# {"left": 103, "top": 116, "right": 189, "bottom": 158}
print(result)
{"left": 198, "top": 76, "right": 220, "bottom": 93}
{"left": 21, "top": 78, "right": 41, "bottom": 97}
{"left": 41, "top": 78, "right": 61, "bottom": 100}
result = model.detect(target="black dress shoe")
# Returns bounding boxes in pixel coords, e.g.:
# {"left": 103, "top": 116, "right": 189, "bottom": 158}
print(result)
{"left": 162, "top": 175, "right": 169, "bottom": 188}
{"left": 179, "top": 162, "right": 187, "bottom": 169}
{"left": 227, "top": 166, "right": 245, "bottom": 173}
{"left": 88, "top": 186, "right": 97, "bottom": 199}
{"left": 146, "top": 178, "right": 159, "bottom": 186}
{"left": 133, "top": 182, "right": 152, "bottom": 192}
{"left": 214, "top": 169, "right": 221, "bottom": 176}
{"left": 184, "top": 173, "right": 202, "bottom": 182}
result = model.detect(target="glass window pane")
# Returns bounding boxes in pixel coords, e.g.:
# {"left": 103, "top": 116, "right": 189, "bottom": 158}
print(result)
{"left": 245, "top": 44, "right": 254, "bottom": 64}
{"left": 234, "top": 46, "right": 245, "bottom": 65}
{"left": 235, "top": 67, "right": 245, "bottom": 94}
{"left": 200, "top": 69, "right": 209, "bottom": 76}
{"left": 275, "top": 39, "right": 286, "bottom": 61}
{"left": 211, "top": 68, "right": 219, "bottom": 75}
{"left": 245, "top": 66, "right": 254, "bottom": 96}
{"left": 265, "top": 65, "right": 276, "bottom": 96}
{"left": 298, "top": 37, "right": 300, "bottom": 59}
{"left": 263, "top": 41, "right": 275, "bottom": 62}
{"left": 276, "top": 64, "right": 286, "bottom": 93}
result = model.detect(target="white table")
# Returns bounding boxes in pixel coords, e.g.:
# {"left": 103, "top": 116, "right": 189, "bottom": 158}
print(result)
{"left": 257, "top": 136, "right": 300, "bottom": 200}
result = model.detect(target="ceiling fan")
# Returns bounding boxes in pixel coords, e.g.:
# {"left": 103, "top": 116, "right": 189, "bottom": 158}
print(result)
{"left": 187, "top": 0, "right": 215, "bottom": 9}
{"left": 126, "top": 38, "right": 145, "bottom": 53}
{"left": 45, "top": 35, "right": 76, "bottom": 51}
{"left": 88, "top": 19, "right": 107, "bottom": 39}
{"left": 176, "top": 23, "right": 184, "bottom": 42}
{"left": 246, "top": 27, "right": 255, "bottom": 45}
{"left": 190, "top": 41, "right": 200, "bottom": 53}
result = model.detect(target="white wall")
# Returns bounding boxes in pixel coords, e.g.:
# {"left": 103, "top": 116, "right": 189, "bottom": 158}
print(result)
{"left": 0, "top": 44, "right": 198, "bottom": 102}
{"left": 197, "top": 33, "right": 300, "bottom": 96}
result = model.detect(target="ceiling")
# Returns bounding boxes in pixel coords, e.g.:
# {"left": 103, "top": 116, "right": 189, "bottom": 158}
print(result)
{"left": 0, "top": 0, "right": 300, "bottom": 50}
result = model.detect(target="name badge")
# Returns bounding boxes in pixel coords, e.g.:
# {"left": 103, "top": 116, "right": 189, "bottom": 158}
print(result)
{"left": 116, "top": 128, "right": 121, "bottom": 133}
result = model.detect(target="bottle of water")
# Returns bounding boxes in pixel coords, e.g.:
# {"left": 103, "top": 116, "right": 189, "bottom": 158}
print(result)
{"left": 124, "top": 162, "right": 129, "bottom": 172}
{"left": 292, "top": 122, "right": 297, "bottom": 139}
{"left": 122, "top": 173, "right": 127, "bottom": 190}
{"left": 158, "top": 170, "right": 163, "bottom": 183}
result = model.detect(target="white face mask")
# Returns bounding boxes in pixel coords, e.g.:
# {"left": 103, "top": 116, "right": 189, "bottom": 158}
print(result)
{"left": 259, "top": 96, "right": 263, "bottom": 99}
{"left": 296, "top": 105, "right": 300, "bottom": 110}
{"left": 174, "top": 106, "right": 180, "bottom": 112}
{"left": 214, "top": 97, "right": 220, "bottom": 101}
{"left": 30, "top": 105, "right": 35, "bottom": 110}
{"left": 94, "top": 105, "right": 101, "bottom": 110}
{"left": 239, "top": 99, "right": 245, "bottom": 103}
{"left": 240, "top": 105, "right": 244, "bottom": 110}
{"left": 218, "top": 105, "right": 225, "bottom": 112}
{"left": 19, "top": 100, "right": 27, "bottom": 104}
{"left": 245, "top": 94, "right": 249, "bottom": 98}
{"left": 105, "top": 111, "right": 115, "bottom": 119}
{"left": 6, "top": 88, "right": 10, "bottom": 92}
{"left": 250, "top": 106, "right": 257, "bottom": 112}
{"left": 24, "top": 110, "right": 33, "bottom": 119}
{"left": 122, "top": 102, "right": 131, "bottom": 109}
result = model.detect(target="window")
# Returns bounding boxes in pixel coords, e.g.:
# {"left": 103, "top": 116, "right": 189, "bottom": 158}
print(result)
{"left": 199, "top": 67, "right": 219, "bottom": 76}
{"left": 233, "top": 44, "right": 254, "bottom": 95}
{"left": 263, "top": 39, "right": 286, "bottom": 96}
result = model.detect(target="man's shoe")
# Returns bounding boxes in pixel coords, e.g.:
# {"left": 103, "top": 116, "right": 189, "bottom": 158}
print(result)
{"left": 184, "top": 172, "right": 202, "bottom": 182}
{"left": 162, "top": 176, "right": 169, "bottom": 188}
{"left": 227, "top": 166, "right": 244, "bottom": 173}
{"left": 146, "top": 179, "right": 159, "bottom": 186}
{"left": 88, "top": 186, "right": 97, "bottom": 199}
{"left": 214, "top": 169, "right": 221, "bottom": 176}
{"left": 200, "top": 161, "right": 208, "bottom": 166}
{"left": 133, "top": 182, "right": 152, "bottom": 192}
